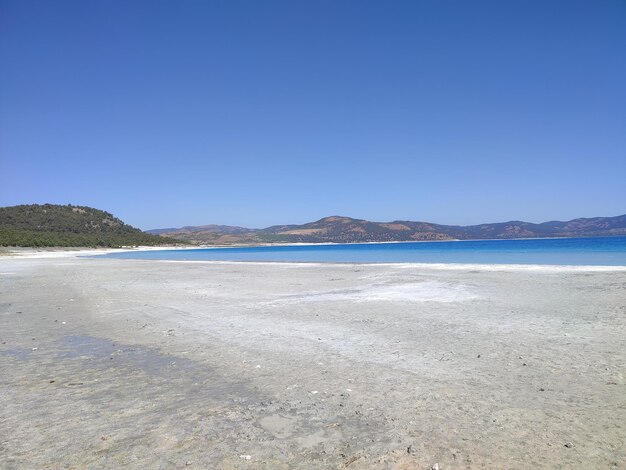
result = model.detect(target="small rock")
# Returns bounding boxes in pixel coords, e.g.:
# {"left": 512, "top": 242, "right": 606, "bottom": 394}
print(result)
{"left": 407, "top": 445, "right": 417, "bottom": 455}
{"left": 185, "top": 461, "right": 192, "bottom": 466}
{"left": 539, "top": 388, "right": 545, "bottom": 392}
{"left": 239, "top": 454, "right": 251, "bottom": 460}
{"left": 432, "top": 464, "right": 440, "bottom": 470}
{"left": 477, "top": 354, "right": 481, "bottom": 358}
{"left": 564, "top": 442, "right": 574, "bottom": 448}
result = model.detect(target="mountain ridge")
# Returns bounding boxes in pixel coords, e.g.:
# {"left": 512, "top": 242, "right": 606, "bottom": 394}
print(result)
{"left": 148, "top": 214, "right": 626, "bottom": 245}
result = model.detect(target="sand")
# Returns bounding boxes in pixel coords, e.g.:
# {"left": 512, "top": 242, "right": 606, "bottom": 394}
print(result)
{"left": 0, "top": 254, "right": 625, "bottom": 469}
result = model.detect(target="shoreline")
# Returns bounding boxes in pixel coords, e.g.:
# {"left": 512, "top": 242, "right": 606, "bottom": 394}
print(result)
{"left": 3, "top": 246, "right": 626, "bottom": 271}
{"left": 0, "top": 245, "right": 198, "bottom": 259}
{"left": 147, "top": 258, "right": 626, "bottom": 272}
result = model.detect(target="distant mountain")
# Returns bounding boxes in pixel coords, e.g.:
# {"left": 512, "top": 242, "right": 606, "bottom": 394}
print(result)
{"left": 150, "top": 224, "right": 255, "bottom": 236}
{"left": 149, "top": 214, "right": 626, "bottom": 245}
{"left": 146, "top": 224, "right": 258, "bottom": 244}
{"left": 0, "top": 204, "right": 179, "bottom": 247}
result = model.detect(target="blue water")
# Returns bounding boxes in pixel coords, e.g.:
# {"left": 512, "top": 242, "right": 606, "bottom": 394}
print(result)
{"left": 99, "top": 236, "right": 626, "bottom": 266}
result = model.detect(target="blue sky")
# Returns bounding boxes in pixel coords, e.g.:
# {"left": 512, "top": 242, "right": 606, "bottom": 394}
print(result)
{"left": 1, "top": 0, "right": 625, "bottom": 230}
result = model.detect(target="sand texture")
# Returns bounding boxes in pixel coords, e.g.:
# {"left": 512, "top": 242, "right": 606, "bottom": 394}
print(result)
{"left": 1, "top": 257, "right": 625, "bottom": 469}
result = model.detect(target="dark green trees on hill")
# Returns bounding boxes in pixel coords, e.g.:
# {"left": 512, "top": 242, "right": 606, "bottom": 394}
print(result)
{"left": 0, "top": 204, "right": 177, "bottom": 247}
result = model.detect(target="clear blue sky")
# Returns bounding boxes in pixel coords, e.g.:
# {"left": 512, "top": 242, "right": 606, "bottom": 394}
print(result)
{"left": 1, "top": 0, "right": 625, "bottom": 230}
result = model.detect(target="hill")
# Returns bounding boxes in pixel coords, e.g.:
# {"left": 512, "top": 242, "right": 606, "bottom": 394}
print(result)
{"left": 0, "top": 204, "right": 178, "bottom": 247}
{"left": 149, "top": 214, "right": 626, "bottom": 245}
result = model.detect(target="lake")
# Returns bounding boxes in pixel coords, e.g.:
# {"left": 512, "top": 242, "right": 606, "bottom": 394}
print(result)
{"left": 99, "top": 236, "right": 626, "bottom": 266}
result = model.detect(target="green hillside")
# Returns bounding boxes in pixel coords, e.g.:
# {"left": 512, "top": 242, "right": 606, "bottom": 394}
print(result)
{"left": 0, "top": 204, "right": 178, "bottom": 247}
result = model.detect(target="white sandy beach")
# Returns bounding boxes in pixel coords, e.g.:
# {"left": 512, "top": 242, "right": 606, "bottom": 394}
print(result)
{"left": 1, "top": 251, "right": 625, "bottom": 469}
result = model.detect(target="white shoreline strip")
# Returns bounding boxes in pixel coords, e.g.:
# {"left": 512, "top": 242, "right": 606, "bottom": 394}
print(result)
{"left": 4, "top": 246, "right": 625, "bottom": 272}
{"left": 110, "top": 258, "right": 626, "bottom": 272}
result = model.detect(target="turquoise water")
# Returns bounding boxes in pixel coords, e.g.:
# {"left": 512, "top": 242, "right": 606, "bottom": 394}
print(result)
{"left": 99, "top": 236, "right": 626, "bottom": 266}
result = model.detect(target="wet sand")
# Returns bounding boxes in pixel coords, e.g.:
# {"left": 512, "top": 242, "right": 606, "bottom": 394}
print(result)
{"left": 1, "top": 256, "right": 625, "bottom": 469}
